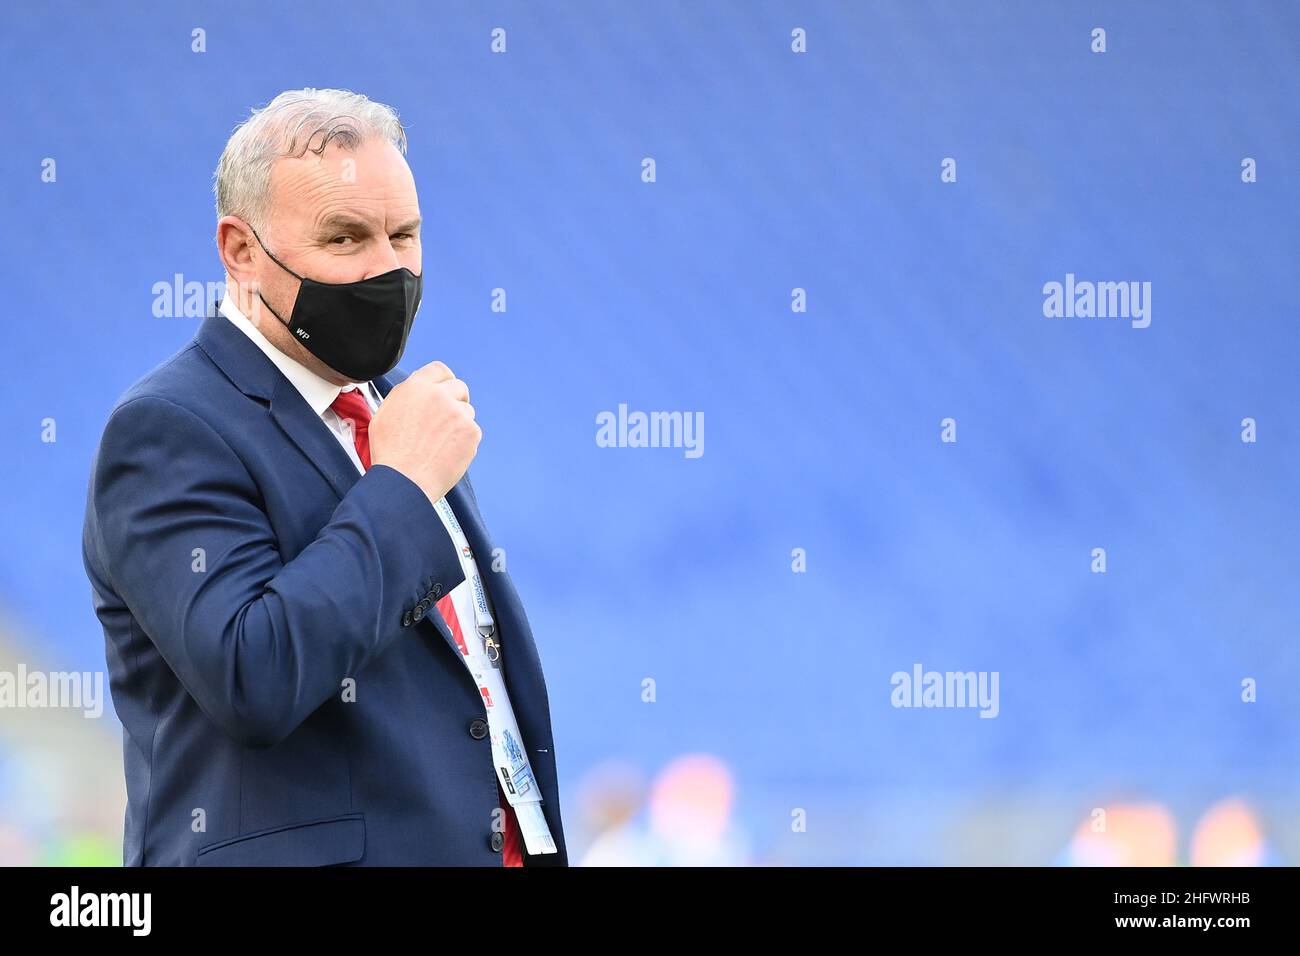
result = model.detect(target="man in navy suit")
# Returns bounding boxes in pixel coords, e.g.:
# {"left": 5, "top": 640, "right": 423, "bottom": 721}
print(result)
{"left": 81, "top": 88, "right": 567, "bottom": 866}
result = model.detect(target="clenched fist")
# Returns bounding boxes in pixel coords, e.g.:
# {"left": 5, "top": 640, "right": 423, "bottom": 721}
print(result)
{"left": 369, "top": 360, "right": 481, "bottom": 506}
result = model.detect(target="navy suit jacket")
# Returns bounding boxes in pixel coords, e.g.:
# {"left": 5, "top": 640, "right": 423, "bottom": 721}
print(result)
{"left": 81, "top": 307, "right": 567, "bottom": 866}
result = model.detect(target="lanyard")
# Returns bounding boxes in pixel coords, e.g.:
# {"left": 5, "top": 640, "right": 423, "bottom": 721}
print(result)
{"left": 433, "top": 496, "right": 500, "bottom": 663}
{"left": 434, "top": 497, "right": 555, "bottom": 855}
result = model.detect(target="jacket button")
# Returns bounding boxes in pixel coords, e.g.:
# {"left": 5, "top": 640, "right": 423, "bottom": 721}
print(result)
{"left": 433, "top": 583, "right": 442, "bottom": 598}
{"left": 490, "top": 831, "right": 504, "bottom": 852}
{"left": 412, "top": 605, "right": 425, "bottom": 623}
{"left": 469, "top": 718, "right": 488, "bottom": 739}
{"left": 401, "top": 610, "right": 413, "bottom": 627}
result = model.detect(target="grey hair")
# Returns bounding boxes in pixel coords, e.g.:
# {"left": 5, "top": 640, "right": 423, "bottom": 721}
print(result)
{"left": 213, "top": 87, "right": 408, "bottom": 234}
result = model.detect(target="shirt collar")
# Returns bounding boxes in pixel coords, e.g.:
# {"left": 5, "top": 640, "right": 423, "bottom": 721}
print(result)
{"left": 218, "top": 295, "right": 376, "bottom": 415}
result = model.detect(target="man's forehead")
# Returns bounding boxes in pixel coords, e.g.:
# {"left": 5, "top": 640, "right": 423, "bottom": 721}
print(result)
{"left": 267, "top": 140, "right": 417, "bottom": 221}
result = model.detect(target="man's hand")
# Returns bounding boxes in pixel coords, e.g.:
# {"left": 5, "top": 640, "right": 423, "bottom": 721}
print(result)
{"left": 369, "top": 361, "right": 481, "bottom": 505}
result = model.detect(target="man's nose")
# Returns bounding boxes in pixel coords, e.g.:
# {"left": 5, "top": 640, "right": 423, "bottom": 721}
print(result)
{"left": 363, "top": 242, "right": 404, "bottom": 279}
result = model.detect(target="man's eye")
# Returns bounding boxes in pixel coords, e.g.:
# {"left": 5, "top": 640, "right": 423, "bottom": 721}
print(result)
{"left": 330, "top": 235, "right": 355, "bottom": 245}
{"left": 391, "top": 233, "right": 413, "bottom": 241}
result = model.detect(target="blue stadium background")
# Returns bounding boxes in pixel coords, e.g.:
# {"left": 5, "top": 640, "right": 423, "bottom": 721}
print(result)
{"left": 1, "top": 1, "right": 1297, "bottom": 864}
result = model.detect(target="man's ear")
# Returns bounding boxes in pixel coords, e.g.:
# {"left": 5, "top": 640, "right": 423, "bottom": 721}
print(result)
{"left": 216, "top": 216, "right": 257, "bottom": 284}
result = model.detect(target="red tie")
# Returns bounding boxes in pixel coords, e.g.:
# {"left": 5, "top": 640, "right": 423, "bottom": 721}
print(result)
{"left": 330, "top": 388, "right": 372, "bottom": 470}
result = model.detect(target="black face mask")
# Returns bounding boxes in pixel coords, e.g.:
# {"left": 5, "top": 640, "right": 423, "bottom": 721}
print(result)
{"left": 248, "top": 226, "right": 422, "bottom": 381}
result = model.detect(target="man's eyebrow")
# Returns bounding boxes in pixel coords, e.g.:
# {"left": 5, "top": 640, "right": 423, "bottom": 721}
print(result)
{"left": 314, "top": 213, "right": 421, "bottom": 235}
{"left": 315, "top": 213, "right": 375, "bottom": 234}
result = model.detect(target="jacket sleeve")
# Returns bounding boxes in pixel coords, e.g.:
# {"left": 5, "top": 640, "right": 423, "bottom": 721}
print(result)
{"left": 89, "top": 394, "right": 462, "bottom": 748}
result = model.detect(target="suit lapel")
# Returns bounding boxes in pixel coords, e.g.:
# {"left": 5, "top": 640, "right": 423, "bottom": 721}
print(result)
{"left": 268, "top": 375, "right": 363, "bottom": 502}
{"left": 198, "top": 307, "right": 361, "bottom": 503}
